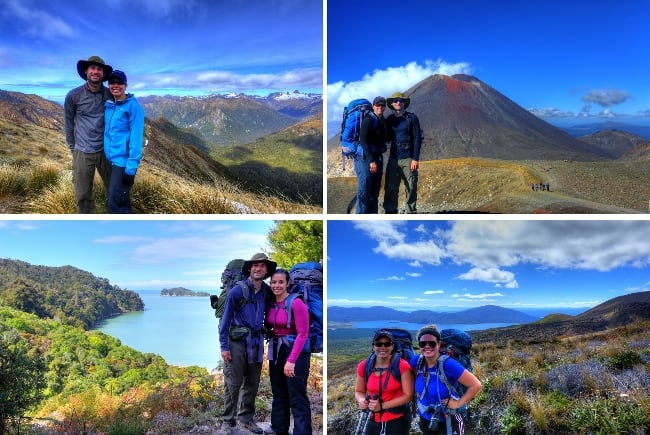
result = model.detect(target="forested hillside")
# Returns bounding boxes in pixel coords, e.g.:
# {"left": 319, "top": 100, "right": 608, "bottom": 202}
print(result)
{"left": 0, "top": 259, "right": 143, "bottom": 329}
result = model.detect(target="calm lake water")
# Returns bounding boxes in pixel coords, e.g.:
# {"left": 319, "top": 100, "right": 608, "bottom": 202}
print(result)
{"left": 96, "top": 290, "right": 221, "bottom": 371}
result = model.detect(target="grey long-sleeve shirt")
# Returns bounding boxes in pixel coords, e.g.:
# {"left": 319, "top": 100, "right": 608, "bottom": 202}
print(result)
{"left": 64, "top": 83, "right": 111, "bottom": 153}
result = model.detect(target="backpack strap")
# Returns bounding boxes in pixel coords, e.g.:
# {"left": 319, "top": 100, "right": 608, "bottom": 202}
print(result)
{"left": 436, "top": 354, "right": 458, "bottom": 397}
{"left": 235, "top": 279, "right": 250, "bottom": 311}
{"left": 284, "top": 292, "right": 300, "bottom": 328}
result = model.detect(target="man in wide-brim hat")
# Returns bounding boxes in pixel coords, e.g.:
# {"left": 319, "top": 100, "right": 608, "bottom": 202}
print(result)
{"left": 64, "top": 55, "right": 113, "bottom": 213}
{"left": 76, "top": 55, "right": 113, "bottom": 82}
{"left": 218, "top": 252, "right": 276, "bottom": 434}
{"left": 383, "top": 91, "right": 423, "bottom": 214}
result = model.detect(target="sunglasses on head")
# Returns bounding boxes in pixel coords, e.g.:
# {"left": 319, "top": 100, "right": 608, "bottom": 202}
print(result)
{"left": 373, "top": 341, "right": 393, "bottom": 348}
{"left": 419, "top": 340, "right": 439, "bottom": 348}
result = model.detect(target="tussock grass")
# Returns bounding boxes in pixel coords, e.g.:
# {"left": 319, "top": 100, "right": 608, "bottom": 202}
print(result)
{"left": 1, "top": 162, "right": 320, "bottom": 214}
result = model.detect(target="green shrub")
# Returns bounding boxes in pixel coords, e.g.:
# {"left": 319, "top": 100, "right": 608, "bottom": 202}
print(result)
{"left": 609, "top": 350, "right": 642, "bottom": 370}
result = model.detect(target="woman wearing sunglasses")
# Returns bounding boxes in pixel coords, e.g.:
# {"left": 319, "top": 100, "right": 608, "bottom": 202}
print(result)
{"left": 354, "top": 330, "right": 415, "bottom": 434}
{"left": 410, "top": 325, "right": 482, "bottom": 434}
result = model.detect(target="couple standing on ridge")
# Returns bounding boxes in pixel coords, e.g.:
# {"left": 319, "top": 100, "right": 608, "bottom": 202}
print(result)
{"left": 218, "top": 253, "right": 313, "bottom": 435}
{"left": 354, "top": 92, "right": 423, "bottom": 214}
{"left": 64, "top": 55, "right": 144, "bottom": 214}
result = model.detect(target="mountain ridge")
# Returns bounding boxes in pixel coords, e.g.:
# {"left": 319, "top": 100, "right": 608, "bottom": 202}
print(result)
{"left": 328, "top": 304, "right": 539, "bottom": 325}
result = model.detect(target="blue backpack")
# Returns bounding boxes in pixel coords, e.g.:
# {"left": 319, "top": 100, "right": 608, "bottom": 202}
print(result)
{"left": 340, "top": 98, "right": 375, "bottom": 161}
{"left": 284, "top": 261, "right": 323, "bottom": 353}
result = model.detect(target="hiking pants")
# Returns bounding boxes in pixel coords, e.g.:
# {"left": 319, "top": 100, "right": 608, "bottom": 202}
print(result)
{"left": 72, "top": 149, "right": 110, "bottom": 213}
{"left": 383, "top": 157, "right": 418, "bottom": 214}
{"left": 269, "top": 344, "right": 312, "bottom": 435}
{"left": 354, "top": 154, "right": 383, "bottom": 214}
{"left": 365, "top": 413, "right": 411, "bottom": 435}
{"left": 108, "top": 165, "right": 133, "bottom": 214}
{"left": 222, "top": 340, "right": 263, "bottom": 424}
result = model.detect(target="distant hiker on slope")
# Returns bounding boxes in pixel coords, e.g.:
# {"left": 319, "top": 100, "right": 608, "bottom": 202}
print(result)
{"left": 104, "top": 70, "right": 144, "bottom": 213}
{"left": 356, "top": 96, "right": 388, "bottom": 213}
{"left": 64, "top": 55, "right": 113, "bottom": 213}
{"left": 383, "top": 92, "right": 423, "bottom": 214}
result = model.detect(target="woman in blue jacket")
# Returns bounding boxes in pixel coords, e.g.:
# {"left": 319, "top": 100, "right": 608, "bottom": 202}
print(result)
{"left": 104, "top": 70, "right": 144, "bottom": 213}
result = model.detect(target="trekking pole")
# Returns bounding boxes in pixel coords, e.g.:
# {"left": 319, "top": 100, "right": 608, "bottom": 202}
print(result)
{"left": 354, "top": 394, "right": 370, "bottom": 435}
{"left": 354, "top": 410, "right": 368, "bottom": 435}
{"left": 361, "top": 394, "right": 379, "bottom": 435}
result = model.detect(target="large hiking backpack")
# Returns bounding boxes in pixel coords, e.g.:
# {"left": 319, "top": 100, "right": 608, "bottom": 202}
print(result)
{"left": 340, "top": 98, "right": 374, "bottom": 163}
{"left": 284, "top": 261, "right": 323, "bottom": 353}
{"left": 210, "top": 258, "right": 247, "bottom": 319}
{"left": 415, "top": 329, "right": 474, "bottom": 418}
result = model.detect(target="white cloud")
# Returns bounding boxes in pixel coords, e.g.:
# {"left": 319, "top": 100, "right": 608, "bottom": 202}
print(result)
{"left": 406, "top": 272, "right": 422, "bottom": 277}
{"left": 457, "top": 267, "right": 519, "bottom": 288}
{"left": 424, "top": 290, "right": 444, "bottom": 295}
{"left": 327, "top": 59, "right": 472, "bottom": 134}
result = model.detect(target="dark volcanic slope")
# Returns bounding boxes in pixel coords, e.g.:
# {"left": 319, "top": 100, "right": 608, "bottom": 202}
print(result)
{"left": 471, "top": 291, "right": 650, "bottom": 344}
{"left": 406, "top": 74, "right": 605, "bottom": 161}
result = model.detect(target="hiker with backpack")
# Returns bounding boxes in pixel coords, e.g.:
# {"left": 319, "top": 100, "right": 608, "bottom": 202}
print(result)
{"left": 355, "top": 330, "right": 414, "bottom": 434}
{"left": 218, "top": 253, "right": 277, "bottom": 434}
{"left": 383, "top": 91, "right": 423, "bottom": 214}
{"left": 410, "top": 325, "right": 482, "bottom": 435}
{"left": 104, "top": 70, "right": 144, "bottom": 213}
{"left": 354, "top": 96, "right": 388, "bottom": 214}
{"left": 266, "top": 268, "right": 312, "bottom": 435}
{"left": 64, "top": 55, "right": 113, "bottom": 213}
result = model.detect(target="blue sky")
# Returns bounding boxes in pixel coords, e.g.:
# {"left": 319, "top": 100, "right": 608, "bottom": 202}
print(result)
{"left": 327, "top": 0, "right": 650, "bottom": 135}
{"left": 327, "top": 220, "right": 650, "bottom": 312}
{"left": 0, "top": 0, "right": 323, "bottom": 104}
{"left": 0, "top": 219, "right": 277, "bottom": 292}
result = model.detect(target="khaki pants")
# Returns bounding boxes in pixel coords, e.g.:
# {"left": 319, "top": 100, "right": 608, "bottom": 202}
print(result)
{"left": 222, "top": 339, "right": 263, "bottom": 424}
{"left": 383, "top": 157, "right": 418, "bottom": 214}
{"left": 72, "top": 149, "right": 110, "bottom": 213}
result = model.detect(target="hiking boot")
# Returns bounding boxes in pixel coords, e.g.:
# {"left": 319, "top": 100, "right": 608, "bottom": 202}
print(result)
{"left": 217, "top": 420, "right": 236, "bottom": 434}
{"left": 240, "top": 420, "right": 264, "bottom": 434}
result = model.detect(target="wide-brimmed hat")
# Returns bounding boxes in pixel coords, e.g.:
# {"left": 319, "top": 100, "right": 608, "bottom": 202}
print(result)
{"left": 76, "top": 55, "right": 113, "bottom": 81}
{"left": 242, "top": 253, "right": 277, "bottom": 279}
{"left": 386, "top": 92, "right": 410, "bottom": 110}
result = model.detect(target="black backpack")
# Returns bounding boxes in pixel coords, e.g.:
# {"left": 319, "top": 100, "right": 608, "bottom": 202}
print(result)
{"left": 210, "top": 258, "right": 247, "bottom": 319}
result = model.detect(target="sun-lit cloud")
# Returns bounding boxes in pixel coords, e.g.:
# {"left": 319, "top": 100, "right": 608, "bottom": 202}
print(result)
{"left": 327, "top": 59, "right": 472, "bottom": 134}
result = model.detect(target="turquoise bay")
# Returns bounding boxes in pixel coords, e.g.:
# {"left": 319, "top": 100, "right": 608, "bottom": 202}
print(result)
{"left": 96, "top": 289, "right": 221, "bottom": 371}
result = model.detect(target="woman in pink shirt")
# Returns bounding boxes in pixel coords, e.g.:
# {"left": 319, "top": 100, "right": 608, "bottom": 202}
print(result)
{"left": 266, "top": 269, "right": 312, "bottom": 435}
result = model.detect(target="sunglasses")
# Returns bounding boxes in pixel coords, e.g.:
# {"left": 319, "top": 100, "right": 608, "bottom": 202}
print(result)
{"left": 392, "top": 98, "right": 404, "bottom": 104}
{"left": 374, "top": 103, "right": 386, "bottom": 107}
{"left": 419, "top": 340, "right": 439, "bottom": 348}
{"left": 109, "top": 80, "right": 125, "bottom": 85}
{"left": 373, "top": 341, "right": 393, "bottom": 348}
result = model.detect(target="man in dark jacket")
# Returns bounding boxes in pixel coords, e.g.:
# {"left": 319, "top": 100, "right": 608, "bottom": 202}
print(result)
{"left": 219, "top": 253, "right": 277, "bottom": 434}
{"left": 64, "top": 55, "right": 113, "bottom": 213}
{"left": 355, "top": 96, "right": 387, "bottom": 213}
{"left": 383, "top": 91, "right": 423, "bottom": 214}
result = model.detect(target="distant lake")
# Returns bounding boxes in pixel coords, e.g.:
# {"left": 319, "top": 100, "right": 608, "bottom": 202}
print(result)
{"left": 350, "top": 321, "right": 518, "bottom": 331}
{"left": 96, "top": 289, "right": 221, "bottom": 371}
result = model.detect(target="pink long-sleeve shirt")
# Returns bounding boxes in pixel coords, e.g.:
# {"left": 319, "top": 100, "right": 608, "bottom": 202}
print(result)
{"left": 267, "top": 295, "right": 310, "bottom": 363}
